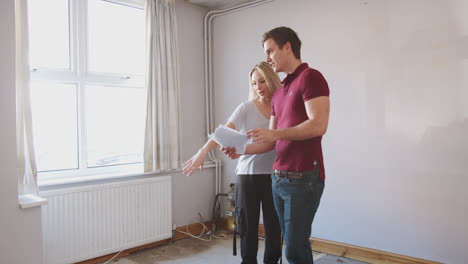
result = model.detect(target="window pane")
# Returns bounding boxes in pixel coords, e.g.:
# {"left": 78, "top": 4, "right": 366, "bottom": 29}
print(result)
{"left": 28, "top": 0, "right": 70, "bottom": 70}
{"left": 85, "top": 85, "right": 146, "bottom": 167}
{"left": 87, "top": 0, "right": 145, "bottom": 75}
{"left": 31, "top": 82, "right": 78, "bottom": 171}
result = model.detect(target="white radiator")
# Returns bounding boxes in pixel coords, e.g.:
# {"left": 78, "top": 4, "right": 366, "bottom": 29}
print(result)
{"left": 40, "top": 176, "right": 172, "bottom": 264}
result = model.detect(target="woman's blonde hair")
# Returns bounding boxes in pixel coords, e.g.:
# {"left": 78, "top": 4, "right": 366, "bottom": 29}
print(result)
{"left": 248, "top": 61, "right": 281, "bottom": 101}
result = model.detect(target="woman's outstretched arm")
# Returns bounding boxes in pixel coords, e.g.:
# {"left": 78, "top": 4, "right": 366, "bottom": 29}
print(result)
{"left": 183, "top": 122, "right": 236, "bottom": 176}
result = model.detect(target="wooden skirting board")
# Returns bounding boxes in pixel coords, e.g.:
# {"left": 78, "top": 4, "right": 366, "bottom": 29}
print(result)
{"left": 258, "top": 224, "right": 444, "bottom": 264}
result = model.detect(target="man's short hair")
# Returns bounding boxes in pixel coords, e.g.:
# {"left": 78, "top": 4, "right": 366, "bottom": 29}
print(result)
{"left": 262, "top": 27, "right": 302, "bottom": 59}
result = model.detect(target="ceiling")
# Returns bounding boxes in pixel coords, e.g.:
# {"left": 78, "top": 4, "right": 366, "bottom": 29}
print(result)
{"left": 186, "top": 0, "right": 260, "bottom": 9}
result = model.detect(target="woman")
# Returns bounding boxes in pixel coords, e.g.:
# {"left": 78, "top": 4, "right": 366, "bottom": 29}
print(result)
{"left": 183, "top": 62, "right": 282, "bottom": 264}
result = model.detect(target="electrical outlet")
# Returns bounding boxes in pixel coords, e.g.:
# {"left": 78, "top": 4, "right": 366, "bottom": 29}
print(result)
{"left": 172, "top": 224, "right": 176, "bottom": 231}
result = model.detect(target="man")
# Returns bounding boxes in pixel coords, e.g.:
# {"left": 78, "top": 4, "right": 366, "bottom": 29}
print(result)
{"left": 226, "top": 26, "right": 330, "bottom": 263}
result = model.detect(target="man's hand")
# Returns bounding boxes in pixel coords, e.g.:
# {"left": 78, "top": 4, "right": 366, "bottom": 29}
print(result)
{"left": 246, "top": 128, "right": 277, "bottom": 144}
{"left": 220, "top": 146, "right": 241, "bottom": 159}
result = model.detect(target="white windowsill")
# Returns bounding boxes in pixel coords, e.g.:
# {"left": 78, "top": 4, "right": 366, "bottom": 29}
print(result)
{"left": 38, "top": 161, "right": 217, "bottom": 188}
{"left": 19, "top": 194, "right": 48, "bottom": 209}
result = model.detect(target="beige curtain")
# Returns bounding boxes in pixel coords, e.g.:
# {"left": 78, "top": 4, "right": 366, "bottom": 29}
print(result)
{"left": 16, "top": 0, "right": 39, "bottom": 195}
{"left": 144, "top": 0, "right": 181, "bottom": 171}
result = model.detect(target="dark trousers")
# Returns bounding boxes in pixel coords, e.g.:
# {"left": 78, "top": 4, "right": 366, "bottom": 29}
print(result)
{"left": 236, "top": 174, "right": 282, "bottom": 264}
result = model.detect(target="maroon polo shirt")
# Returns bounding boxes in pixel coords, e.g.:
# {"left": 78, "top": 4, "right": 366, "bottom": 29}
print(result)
{"left": 271, "top": 63, "right": 329, "bottom": 180}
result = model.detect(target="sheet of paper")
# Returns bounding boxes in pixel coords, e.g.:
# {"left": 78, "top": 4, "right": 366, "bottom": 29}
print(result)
{"left": 209, "top": 124, "right": 249, "bottom": 154}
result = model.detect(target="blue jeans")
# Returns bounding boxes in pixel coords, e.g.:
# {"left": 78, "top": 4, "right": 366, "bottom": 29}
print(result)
{"left": 271, "top": 166, "right": 324, "bottom": 264}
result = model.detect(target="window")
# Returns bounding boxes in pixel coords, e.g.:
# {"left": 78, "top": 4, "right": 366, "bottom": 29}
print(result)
{"left": 28, "top": 0, "right": 146, "bottom": 181}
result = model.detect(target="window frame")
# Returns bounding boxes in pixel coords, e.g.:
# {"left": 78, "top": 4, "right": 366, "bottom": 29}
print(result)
{"left": 30, "top": 0, "right": 147, "bottom": 181}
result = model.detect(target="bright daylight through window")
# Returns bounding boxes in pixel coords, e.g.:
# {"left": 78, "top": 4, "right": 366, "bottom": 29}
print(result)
{"left": 28, "top": 0, "right": 146, "bottom": 181}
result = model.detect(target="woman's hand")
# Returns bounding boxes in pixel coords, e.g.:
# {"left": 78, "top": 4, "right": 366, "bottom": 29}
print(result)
{"left": 183, "top": 150, "right": 208, "bottom": 176}
{"left": 220, "top": 146, "right": 241, "bottom": 160}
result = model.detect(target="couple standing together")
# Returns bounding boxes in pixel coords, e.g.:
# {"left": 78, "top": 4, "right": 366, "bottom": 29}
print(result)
{"left": 184, "top": 26, "right": 330, "bottom": 264}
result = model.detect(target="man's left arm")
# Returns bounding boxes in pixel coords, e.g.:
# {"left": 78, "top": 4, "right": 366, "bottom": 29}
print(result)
{"left": 247, "top": 96, "right": 330, "bottom": 143}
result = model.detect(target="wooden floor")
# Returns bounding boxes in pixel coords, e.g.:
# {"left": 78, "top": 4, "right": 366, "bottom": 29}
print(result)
{"left": 97, "top": 233, "right": 369, "bottom": 264}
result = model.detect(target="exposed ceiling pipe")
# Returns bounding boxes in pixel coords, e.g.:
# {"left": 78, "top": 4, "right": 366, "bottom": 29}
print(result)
{"left": 202, "top": 0, "right": 274, "bottom": 195}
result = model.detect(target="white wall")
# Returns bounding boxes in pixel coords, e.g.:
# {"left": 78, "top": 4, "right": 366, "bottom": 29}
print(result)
{"left": 173, "top": 0, "right": 217, "bottom": 227}
{"left": 211, "top": 0, "right": 468, "bottom": 263}
{"left": 0, "top": 1, "right": 44, "bottom": 264}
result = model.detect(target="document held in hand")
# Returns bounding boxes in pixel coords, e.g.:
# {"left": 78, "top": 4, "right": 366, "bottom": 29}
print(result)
{"left": 209, "top": 124, "right": 249, "bottom": 154}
